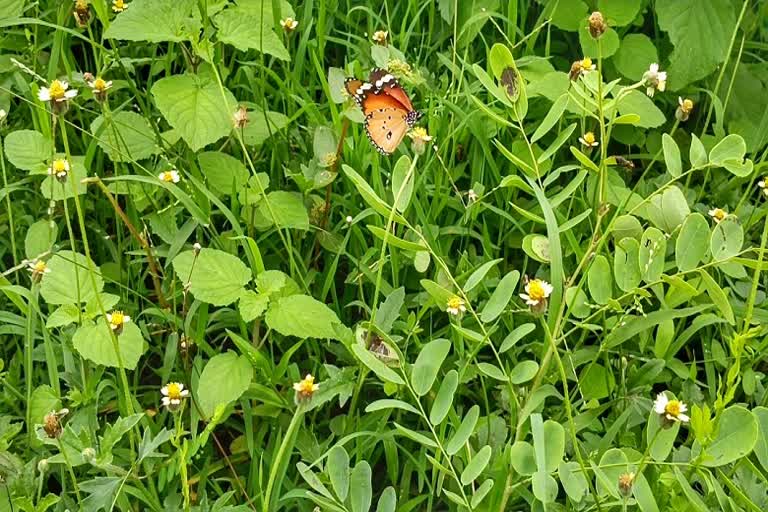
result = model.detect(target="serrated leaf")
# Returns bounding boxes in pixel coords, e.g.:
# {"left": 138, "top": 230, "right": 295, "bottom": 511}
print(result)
{"left": 172, "top": 248, "right": 252, "bottom": 306}
{"left": 40, "top": 251, "right": 103, "bottom": 305}
{"left": 104, "top": 0, "right": 200, "bottom": 42}
{"left": 266, "top": 295, "right": 343, "bottom": 340}
{"left": 214, "top": 7, "right": 289, "bottom": 60}
{"left": 90, "top": 111, "right": 159, "bottom": 162}
{"left": 73, "top": 319, "right": 145, "bottom": 370}
{"left": 197, "top": 352, "right": 253, "bottom": 418}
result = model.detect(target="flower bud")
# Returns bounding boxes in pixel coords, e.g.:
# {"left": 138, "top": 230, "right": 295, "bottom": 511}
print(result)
{"left": 588, "top": 11, "right": 606, "bottom": 38}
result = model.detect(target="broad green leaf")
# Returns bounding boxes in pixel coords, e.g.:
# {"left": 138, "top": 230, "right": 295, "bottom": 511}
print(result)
{"left": 709, "top": 134, "right": 746, "bottom": 166}
{"left": 197, "top": 352, "right": 253, "bottom": 418}
{"left": 4, "top": 130, "right": 52, "bottom": 171}
{"left": 430, "top": 369, "right": 458, "bottom": 425}
{"left": 662, "top": 134, "right": 682, "bottom": 177}
{"left": 241, "top": 109, "right": 290, "bottom": 146}
{"left": 198, "top": 151, "right": 249, "bottom": 195}
{"left": 598, "top": 0, "right": 641, "bottom": 26}
{"left": 72, "top": 319, "right": 145, "bottom": 370}
{"left": 542, "top": 420, "right": 565, "bottom": 472}
{"left": 25, "top": 219, "right": 57, "bottom": 260}
{"left": 579, "top": 363, "right": 614, "bottom": 400}
{"left": 460, "top": 445, "right": 492, "bottom": 485}
{"left": 259, "top": 191, "right": 310, "bottom": 230}
{"left": 510, "top": 441, "right": 536, "bottom": 475}
{"left": 477, "top": 362, "right": 506, "bottom": 381}
{"left": 297, "top": 463, "right": 333, "bottom": 500}
{"left": 531, "top": 94, "right": 568, "bottom": 143}
{"left": 392, "top": 422, "right": 437, "bottom": 448}
{"left": 612, "top": 214, "right": 643, "bottom": 241}
{"left": 391, "top": 155, "right": 413, "bottom": 212}
{"left": 700, "top": 405, "right": 757, "bottom": 467}
{"left": 90, "top": 111, "right": 159, "bottom": 162}
{"left": 710, "top": 217, "right": 743, "bottom": 261}
{"left": 104, "top": 0, "right": 200, "bottom": 42}
{"left": 411, "top": 339, "right": 451, "bottom": 396}
{"left": 327, "top": 446, "right": 350, "bottom": 502}
{"left": 672, "top": 466, "right": 708, "bottom": 512}
{"left": 40, "top": 156, "right": 88, "bottom": 201}
{"left": 349, "top": 462, "right": 372, "bottom": 512}
{"left": 238, "top": 290, "right": 269, "bottom": 322}
{"left": 29, "top": 385, "right": 61, "bottom": 428}
{"left": 579, "top": 25, "right": 620, "bottom": 58}
{"left": 464, "top": 259, "right": 502, "bottom": 292}
{"left": 481, "top": 270, "right": 520, "bottom": 323}
{"left": 690, "top": 134, "right": 708, "bottom": 167}
{"left": 509, "top": 361, "right": 539, "bottom": 384}
{"left": 349, "top": 344, "right": 404, "bottom": 385}
{"left": 152, "top": 73, "right": 237, "bottom": 151}
{"left": 375, "top": 487, "right": 396, "bottom": 512}
{"left": 214, "top": 7, "right": 289, "bottom": 60}
{"left": 676, "top": 214, "right": 710, "bottom": 271}
{"left": 545, "top": 0, "right": 588, "bottom": 31}
{"left": 365, "top": 399, "right": 420, "bottom": 415}
{"left": 470, "top": 480, "right": 494, "bottom": 509}
{"left": 558, "top": 461, "right": 588, "bottom": 502}
{"left": 604, "top": 306, "right": 709, "bottom": 348}
{"left": 532, "top": 471, "right": 558, "bottom": 503}
{"left": 753, "top": 407, "right": 768, "bottom": 472}
{"left": 616, "top": 90, "right": 666, "bottom": 128}
{"left": 656, "top": 0, "right": 737, "bottom": 89}
{"left": 522, "top": 234, "right": 550, "bottom": 262}
{"left": 698, "top": 270, "right": 734, "bottom": 325}
{"left": 643, "top": 186, "right": 690, "bottom": 233}
{"left": 614, "top": 237, "right": 641, "bottom": 291}
{"left": 266, "top": 295, "right": 343, "bottom": 340}
{"left": 172, "top": 249, "right": 252, "bottom": 306}
{"left": 565, "top": 287, "right": 590, "bottom": 318}
{"left": 420, "top": 279, "right": 455, "bottom": 309}
{"left": 500, "top": 323, "right": 535, "bottom": 353}
{"left": 0, "top": 0, "right": 25, "bottom": 19}
{"left": 375, "top": 287, "right": 404, "bottom": 334}
{"left": 587, "top": 254, "right": 612, "bottom": 304}
{"left": 639, "top": 227, "right": 666, "bottom": 282}
{"left": 446, "top": 405, "right": 479, "bottom": 455}
{"left": 40, "top": 251, "right": 103, "bottom": 305}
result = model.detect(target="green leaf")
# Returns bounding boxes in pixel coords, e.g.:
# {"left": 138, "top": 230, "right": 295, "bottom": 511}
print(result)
{"left": 238, "top": 290, "right": 269, "bottom": 322}
{"left": 710, "top": 217, "right": 743, "bottom": 261}
{"left": 214, "top": 7, "right": 289, "bottom": 60}
{"left": 375, "top": 487, "right": 396, "bottom": 512}
{"left": 558, "top": 461, "right": 588, "bottom": 502}
{"left": 477, "top": 362, "right": 507, "bottom": 381}
{"left": 709, "top": 134, "right": 746, "bottom": 165}
{"left": 172, "top": 249, "right": 252, "bottom": 306}
{"left": 327, "top": 446, "right": 350, "bottom": 502}
{"left": 152, "top": 73, "right": 237, "bottom": 151}
{"left": 30, "top": 385, "right": 61, "bottom": 428}
{"left": 0, "top": 0, "right": 25, "bottom": 19}
{"left": 672, "top": 466, "right": 708, "bottom": 512}
{"left": 40, "top": 251, "right": 103, "bottom": 305}
{"left": 297, "top": 463, "right": 334, "bottom": 500}
{"left": 460, "top": 445, "right": 492, "bottom": 485}
{"left": 500, "top": 323, "right": 536, "bottom": 353}
{"left": 392, "top": 422, "right": 437, "bottom": 448}
{"left": 470, "top": 480, "right": 494, "bottom": 509}
{"left": 365, "top": 399, "right": 420, "bottom": 416}
{"left": 198, "top": 151, "right": 249, "bottom": 195}
{"left": 676, "top": 214, "right": 710, "bottom": 271}
{"left": 349, "top": 462, "right": 372, "bottom": 512}
{"left": 639, "top": 227, "right": 666, "bottom": 282}
{"left": 531, "top": 94, "right": 568, "bottom": 143}
{"left": 698, "top": 269, "right": 735, "bottom": 325}
{"left": 241, "top": 109, "right": 290, "bottom": 146}
{"left": 464, "top": 259, "right": 503, "bottom": 292}
{"left": 532, "top": 471, "right": 558, "bottom": 503}
{"left": 25, "top": 219, "right": 57, "bottom": 260}
{"left": 40, "top": 156, "right": 88, "bottom": 201}
{"left": 510, "top": 441, "right": 536, "bottom": 475}
{"left": 391, "top": 155, "right": 414, "bottom": 213}
{"left": 662, "top": 134, "right": 682, "bottom": 178}
{"left": 104, "top": 0, "right": 200, "bottom": 42}
{"left": 604, "top": 306, "right": 709, "bottom": 349}
{"left": 690, "top": 134, "right": 708, "bottom": 167}
{"left": 656, "top": 0, "right": 737, "bottom": 89}
{"left": 446, "top": 405, "right": 479, "bottom": 455}
{"left": 700, "top": 405, "right": 757, "bottom": 467}
{"left": 509, "top": 361, "right": 539, "bottom": 384}
{"left": 430, "top": 369, "right": 458, "bottom": 425}
{"left": 753, "top": 407, "right": 768, "bottom": 472}
{"left": 579, "top": 24, "right": 620, "bottom": 57}
{"left": 90, "top": 111, "right": 159, "bottom": 162}
{"left": 614, "top": 237, "right": 641, "bottom": 292}
{"left": 587, "top": 254, "right": 612, "bottom": 304}
{"left": 480, "top": 270, "right": 520, "bottom": 323}
{"left": 646, "top": 393, "right": 680, "bottom": 461}
{"left": 597, "top": 0, "right": 641, "bottom": 26}
{"left": 197, "top": 352, "right": 253, "bottom": 418}
{"left": 259, "top": 191, "right": 309, "bottom": 230}
{"left": 4, "top": 130, "right": 52, "bottom": 171}
{"left": 542, "top": 420, "right": 565, "bottom": 472}
{"left": 342, "top": 165, "right": 406, "bottom": 224}
{"left": 349, "top": 344, "right": 404, "bottom": 385}
{"left": 72, "top": 319, "right": 145, "bottom": 370}
{"left": 411, "top": 339, "right": 451, "bottom": 396}
{"left": 266, "top": 295, "right": 343, "bottom": 340}
{"left": 616, "top": 90, "right": 666, "bottom": 128}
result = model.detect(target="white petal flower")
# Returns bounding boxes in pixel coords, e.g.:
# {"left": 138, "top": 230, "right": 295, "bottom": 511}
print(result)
{"left": 38, "top": 87, "right": 51, "bottom": 102}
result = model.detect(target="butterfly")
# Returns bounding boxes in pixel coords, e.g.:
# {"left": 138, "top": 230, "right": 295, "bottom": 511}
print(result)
{"left": 345, "top": 68, "right": 422, "bottom": 155}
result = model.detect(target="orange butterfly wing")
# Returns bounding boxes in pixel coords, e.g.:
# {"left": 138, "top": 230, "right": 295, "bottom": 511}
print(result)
{"left": 368, "top": 68, "right": 414, "bottom": 111}
{"left": 365, "top": 106, "right": 410, "bottom": 155}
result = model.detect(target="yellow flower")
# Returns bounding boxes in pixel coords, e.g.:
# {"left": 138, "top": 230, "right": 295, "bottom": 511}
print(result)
{"left": 520, "top": 279, "right": 553, "bottom": 306}
{"left": 158, "top": 170, "right": 180, "bottom": 183}
{"left": 161, "top": 382, "right": 189, "bottom": 411}
{"left": 293, "top": 374, "right": 319, "bottom": 399}
{"left": 643, "top": 63, "right": 667, "bottom": 97}
{"left": 372, "top": 30, "right": 388, "bottom": 45}
{"left": 676, "top": 97, "right": 694, "bottom": 121}
{"left": 653, "top": 392, "right": 689, "bottom": 423}
{"left": 758, "top": 178, "right": 768, "bottom": 197}
{"left": 38, "top": 79, "right": 78, "bottom": 104}
{"left": 408, "top": 126, "right": 432, "bottom": 155}
{"left": 579, "top": 57, "right": 595, "bottom": 75}
{"left": 708, "top": 207, "right": 728, "bottom": 223}
{"left": 73, "top": 0, "right": 91, "bottom": 26}
{"left": 106, "top": 310, "right": 130, "bottom": 332}
{"left": 579, "top": 131, "right": 599, "bottom": 148}
{"left": 28, "top": 259, "right": 51, "bottom": 281}
{"left": 618, "top": 472, "right": 635, "bottom": 496}
{"left": 446, "top": 295, "right": 466, "bottom": 316}
{"left": 112, "top": 0, "right": 128, "bottom": 12}
{"left": 280, "top": 17, "right": 298, "bottom": 32}
{"left": 47, "top": 159, "right": 70, "bottom": 181}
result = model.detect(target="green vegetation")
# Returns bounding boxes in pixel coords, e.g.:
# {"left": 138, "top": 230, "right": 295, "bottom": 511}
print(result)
{"left": 1, "top": 0, "right": 768, "bottom": 510}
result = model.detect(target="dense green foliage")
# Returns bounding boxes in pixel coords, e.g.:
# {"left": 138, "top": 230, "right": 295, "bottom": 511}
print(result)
{"left": 1, "top": 0, "right": 768, "bottom": 510}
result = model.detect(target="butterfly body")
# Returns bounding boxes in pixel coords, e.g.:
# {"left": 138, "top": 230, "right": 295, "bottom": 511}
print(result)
{"left": 345, "top": 69, "right": 422, "bottom": 155}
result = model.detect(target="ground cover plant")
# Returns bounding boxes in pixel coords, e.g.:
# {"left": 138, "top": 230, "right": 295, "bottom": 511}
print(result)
{"left": 1, "top": 0, "right": 768, "bottom": 510}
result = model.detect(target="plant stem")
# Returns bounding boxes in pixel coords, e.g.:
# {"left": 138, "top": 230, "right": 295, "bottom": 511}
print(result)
{"left": 263, "top": 405, "right": 305, "bottom": 512}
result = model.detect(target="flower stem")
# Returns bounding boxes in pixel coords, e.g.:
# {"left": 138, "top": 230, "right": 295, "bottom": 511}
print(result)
{"left": 263, "top": 406, "right": 305, "bottom": 512}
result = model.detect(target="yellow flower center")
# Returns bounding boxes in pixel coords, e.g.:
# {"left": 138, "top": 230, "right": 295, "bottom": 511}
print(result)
{"left": 527, "top": 280, "right": 547, "bottom": 302}
{"left": 712, "top": 208, "right": 727, "bottom": 221}
{"left": 113, "top": 0, "right": 126, "bottom": 10}
{"left": 52, "top": 159, "right": 68, "bottom": 172}
{"left": 664, "top": 400, "right": 682, "bottom": 417}
{"left": 681, "top": 99, "right": 693, "bottom": 112}
{"left": 580, "top": 57, "right": 593, "bottom": 69}
{"left": 109, "top": 310, "right": 126, "bottom": 327}
{"left": 75, "top": 0, "right": 88, "bottom": 9}
{"left": 33, "top": 261, "right": 47, "bottom": 273}
{"left": 165, "top": 382, "right": 183, "bottom": 400}
{"left": 93, "top": 78, "right": 107, "bottom": 91}
{"left": 583, "top": 132, "right": 596, "bottom": 145}
{"left": 447, "top": 296, "right": 464, "bottom": 310}
{"left": 322, "top": 153, "right": 338, "bottom": 167}
{"left": 294, "top": 375, "right": 319, "bottom": 397}
{"left": 48, "top": 80, "right": 66, "bottom": 100}
{"left": 160, "top": 171, "right": 174, "bottom": 182}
